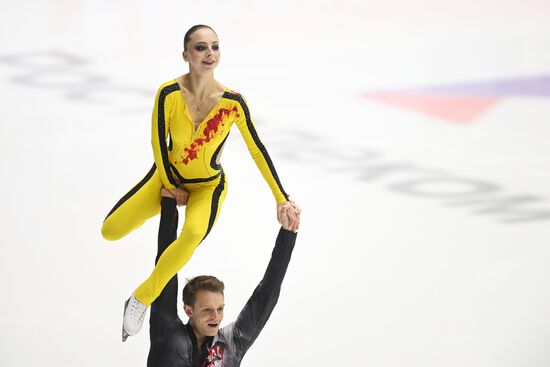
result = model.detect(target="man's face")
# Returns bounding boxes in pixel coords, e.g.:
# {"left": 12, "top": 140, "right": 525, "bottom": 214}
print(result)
{"left": 185, "top": 291, "right": 225, "bottom": 339}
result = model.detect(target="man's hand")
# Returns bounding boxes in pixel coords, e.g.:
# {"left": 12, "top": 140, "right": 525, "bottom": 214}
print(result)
{"left": 280, "top": 202, "right": 301, "bottom": 232}
{"left": 277, "top": 199, "right": 301, "bottom": 230}
{"left": 161, "top": 187, "right": 189, "bottom": 206}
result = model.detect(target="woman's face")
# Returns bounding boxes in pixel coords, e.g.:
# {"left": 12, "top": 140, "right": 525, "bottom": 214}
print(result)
{"left": 183, "top": 28, "right": 220, "bottom": 72}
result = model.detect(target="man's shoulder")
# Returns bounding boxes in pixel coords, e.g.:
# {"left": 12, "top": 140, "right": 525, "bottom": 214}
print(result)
{"left": 148, "top": 322, "right": 193, "bottom": 366}
{"left": 152, "top": 320, "right": 190, "bottom": 345}
{"left": 218, "top": 322, "right": 236, "bottom": 344}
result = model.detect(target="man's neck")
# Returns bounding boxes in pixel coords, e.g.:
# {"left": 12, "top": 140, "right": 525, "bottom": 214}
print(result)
{"left": 196, "top": 334, "right": 205, "bottom": 348}
{"left": 188, "top": 321, "right": 206, "bottom": 348}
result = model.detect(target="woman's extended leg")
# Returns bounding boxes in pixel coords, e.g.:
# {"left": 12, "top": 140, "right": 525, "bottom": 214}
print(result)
{"left": 134, "top": 173, "right": 227, "bottom": 306}
{"left": 101, "top": 164, "right": 163, "bottom": 241}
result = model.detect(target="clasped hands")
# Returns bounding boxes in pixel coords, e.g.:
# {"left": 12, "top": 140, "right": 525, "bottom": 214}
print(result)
{"left": 161, "top": 187, "right": 301, "bottom": 232}
{"left": 277, "top": 200, "right": 301, "bottom": 233}
{"left": 162, "top": 187, "right": 189, "bottom": 206}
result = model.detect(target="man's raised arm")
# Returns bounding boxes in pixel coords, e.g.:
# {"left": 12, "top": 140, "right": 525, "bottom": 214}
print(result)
{"left": 232, "top": 226, "right": 297, "bottom": 354}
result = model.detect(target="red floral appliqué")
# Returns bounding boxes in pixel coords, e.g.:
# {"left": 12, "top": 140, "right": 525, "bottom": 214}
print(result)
{"left": 201, "top": 343, "right": 225, "bottom": 367}
{"left": 180, "top": 106, "right": 240, "bottom": 165}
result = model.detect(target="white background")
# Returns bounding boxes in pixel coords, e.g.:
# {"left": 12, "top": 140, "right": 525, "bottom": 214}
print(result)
{"left": 1, "top": 1, "right": 550, "bottom": 366}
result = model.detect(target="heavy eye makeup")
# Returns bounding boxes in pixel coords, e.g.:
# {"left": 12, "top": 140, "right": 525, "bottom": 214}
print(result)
{"left": 194, "top": 43, "right": 219, "bottom": 51}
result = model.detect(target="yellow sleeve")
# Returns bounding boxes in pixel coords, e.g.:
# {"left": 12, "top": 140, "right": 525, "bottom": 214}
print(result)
{"left": 233, "top": 94, "right": 289, "bottom": 204}
{"left": 151, "top": 82, "right": 179, "bottom": 190}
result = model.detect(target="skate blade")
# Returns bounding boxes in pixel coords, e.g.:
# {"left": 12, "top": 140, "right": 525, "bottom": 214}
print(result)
{"left": 122, "top": 298, "right": 130, "bottom": 342}
{"left": 122, "top": 326, "right": 129, "bottom": 342}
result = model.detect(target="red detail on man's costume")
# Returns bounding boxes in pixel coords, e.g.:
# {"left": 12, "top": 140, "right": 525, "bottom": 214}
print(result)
{"left": 201, "top": 343, "right": 225, "bottom": 367}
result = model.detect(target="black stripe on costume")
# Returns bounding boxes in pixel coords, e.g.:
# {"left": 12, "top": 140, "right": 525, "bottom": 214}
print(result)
{"left": 210, "top": 133, "right": 230, "bottom": 170}
{"left": 224, "top": 92, "right": 289, "bottom": 201}
{"left": 168, "top": 130, "right": 173, "bottom": 151}
{"left": 157, "top": 83, "right": 180, "bottom": 187}
{"left": 169, "top": 164, "right": 222, "bottom": 184}
{"left": 201, "top": 171, "right": 226, "bottom": 242}
{"left": 104, "top": 163, "right": 156, "bottom": 221}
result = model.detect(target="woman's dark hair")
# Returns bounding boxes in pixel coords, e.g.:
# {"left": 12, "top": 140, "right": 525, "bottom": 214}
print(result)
{"left": 183, "top": 24, "right": 217, "bottom": 51}
{"left": 182, "top": 275, "right": 225, "bottom": 306}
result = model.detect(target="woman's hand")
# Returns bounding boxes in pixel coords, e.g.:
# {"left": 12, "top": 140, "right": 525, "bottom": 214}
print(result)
{"left": 280, "top": 201, "right": 301, "bottom": 232}
{"left": 278, "top": 200, "right": 301, "bottom": 232}
{"left": 161, "top": 187, "right": 189, "bottom": 206}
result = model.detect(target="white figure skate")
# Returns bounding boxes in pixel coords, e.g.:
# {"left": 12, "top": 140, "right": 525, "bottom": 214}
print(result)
{"left": 122, "top": 294, "right": 147, "bottom": 342}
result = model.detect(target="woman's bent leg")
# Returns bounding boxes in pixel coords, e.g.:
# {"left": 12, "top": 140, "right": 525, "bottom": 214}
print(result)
{"left": 134, "top": 173, "right": 227, "bottom": 305}
{"left": 101, "top": 164, "right": 163, "bottom": 241}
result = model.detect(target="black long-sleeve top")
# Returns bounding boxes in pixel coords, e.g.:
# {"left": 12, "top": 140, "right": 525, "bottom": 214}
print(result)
{"left": 147, "top": 198, "right": 297, "bottom": 367}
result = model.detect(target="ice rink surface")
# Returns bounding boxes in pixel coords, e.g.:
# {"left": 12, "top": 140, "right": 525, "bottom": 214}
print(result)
{"left": 1, "top": 0, "right": 550, "bottom": 366}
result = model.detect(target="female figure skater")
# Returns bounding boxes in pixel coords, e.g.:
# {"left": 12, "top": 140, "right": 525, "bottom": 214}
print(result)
{"left": 101, "top": 24, "right": 298, "bottom": 339}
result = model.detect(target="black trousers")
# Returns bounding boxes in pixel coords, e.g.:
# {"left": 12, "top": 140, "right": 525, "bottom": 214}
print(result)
{"left": 147, "top": 197, "right": 179, "bottom": 366}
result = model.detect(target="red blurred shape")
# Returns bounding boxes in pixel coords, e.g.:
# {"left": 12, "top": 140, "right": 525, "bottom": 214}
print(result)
{"left": 363, "top": 92, "right": 501, "bottom": 123}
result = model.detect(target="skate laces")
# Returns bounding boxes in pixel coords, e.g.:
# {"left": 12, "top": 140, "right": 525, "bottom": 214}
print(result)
{"left": 129, "top": 296, "right": 146, "bottom": 322}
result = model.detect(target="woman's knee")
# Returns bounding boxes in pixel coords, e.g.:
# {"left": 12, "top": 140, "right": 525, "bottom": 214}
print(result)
{"left": 101, "top": 219, "right": 123, "bottom": 241}
{"left": 179, "top": 224, "right": 207, "bottom": 245}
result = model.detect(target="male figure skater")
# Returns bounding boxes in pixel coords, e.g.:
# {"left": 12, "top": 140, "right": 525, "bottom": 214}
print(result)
{"left": 144, "top": 194, "right": 299, "bottom": 366}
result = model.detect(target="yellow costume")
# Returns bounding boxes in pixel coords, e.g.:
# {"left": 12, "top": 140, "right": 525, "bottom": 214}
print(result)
{"left": 102, "top": 80, "right": 288, "bottom": 305}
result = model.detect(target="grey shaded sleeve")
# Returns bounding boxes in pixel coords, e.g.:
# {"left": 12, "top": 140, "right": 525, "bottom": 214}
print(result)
{"left": 233, "top": 228, "right": 297, "bottom": 356}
